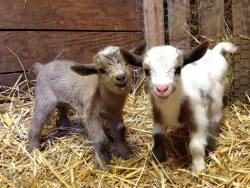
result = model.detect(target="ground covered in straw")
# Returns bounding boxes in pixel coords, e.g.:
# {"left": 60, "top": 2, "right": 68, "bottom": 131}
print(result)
{"left": 0, "top": 83, "right": 249, "bottom": 187}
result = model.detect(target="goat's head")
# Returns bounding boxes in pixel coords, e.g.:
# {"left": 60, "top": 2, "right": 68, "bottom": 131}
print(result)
{"left": 71, "top": 42, "right": 146, "bottom": 94}
{"left": 143, "top": 41, "right": 209, "bottom": 99}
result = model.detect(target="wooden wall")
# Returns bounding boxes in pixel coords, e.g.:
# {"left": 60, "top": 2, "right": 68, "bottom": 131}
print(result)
{"left": 0, "top": 0, "right": 143, "bottom": 86}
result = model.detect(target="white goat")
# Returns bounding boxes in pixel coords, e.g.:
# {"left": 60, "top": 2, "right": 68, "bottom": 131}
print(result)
{"left": 142, "top": 41, "right": 237, "bottom": 172}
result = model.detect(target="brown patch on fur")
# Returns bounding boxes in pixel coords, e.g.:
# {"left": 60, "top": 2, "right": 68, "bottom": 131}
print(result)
{"left": 178, "top": 97, "right": 197, "bottom": 132}
{"left": 183, "top": 40, "right": 209, "bottom": 66}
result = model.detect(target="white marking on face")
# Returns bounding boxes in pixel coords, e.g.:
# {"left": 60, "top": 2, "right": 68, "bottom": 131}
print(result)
{"left": 99, "top": 46, "right": 119, "bottom": 56}
{"left": 144, "top": 46, "right": 183, "bottom": 99}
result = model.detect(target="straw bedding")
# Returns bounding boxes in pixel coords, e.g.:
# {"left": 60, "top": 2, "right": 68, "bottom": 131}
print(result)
{"left": 0, "top": 80, "right": 249, "bottom": 187}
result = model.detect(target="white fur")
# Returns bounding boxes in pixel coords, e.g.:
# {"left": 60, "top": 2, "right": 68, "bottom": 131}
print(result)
{"left": 100, "top": 46, "right": 119, "bottom": 56}
{"left": 144, "top": 42, "right": 237, "bottom": 172}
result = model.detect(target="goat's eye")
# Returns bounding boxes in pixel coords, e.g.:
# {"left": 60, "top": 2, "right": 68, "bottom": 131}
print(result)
{"left": 99, "top": 68, "right": 106, "bottom": 74}
{"left": 174, "top": 67, "right": 181, "bottom": 75}
{"left": 144, "top": 68, "right": 150, "bottom": 76}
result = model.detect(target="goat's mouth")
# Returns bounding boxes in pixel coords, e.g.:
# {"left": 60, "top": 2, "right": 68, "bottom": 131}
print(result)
{"left": 115, "top": 81, "right": 127, "bottom": 88}
{"left": 154, "top": 89, "right": 170, "bottom": 99}
{"left": 155, "top": 92, "right": 169, "bottom": 99}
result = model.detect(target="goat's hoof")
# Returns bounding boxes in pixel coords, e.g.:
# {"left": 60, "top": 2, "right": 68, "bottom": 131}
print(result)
{"left": 27, "top": 143, "right": 39, "bottom": 152}
{"left": 95, "top": 152, "right": 112, "bottom": 172}
{"left": 28, "top": 138, "right": 41, "bottom": 151}
{"left": 191, "top": 159, "right": 205, "bottom": 173}
{"left": 110, "top": 142, "right": 133, "bottom": 160}
{"left": 94, "top": 142, "right": 112, "bottom": 165}
{"left": 152, "top": 145, "right": 167, "bottom": 162}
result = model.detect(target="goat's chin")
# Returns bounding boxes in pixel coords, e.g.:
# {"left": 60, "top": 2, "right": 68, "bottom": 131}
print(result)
{"left": 107, "top": 84, "right": 129, "bottom": 95}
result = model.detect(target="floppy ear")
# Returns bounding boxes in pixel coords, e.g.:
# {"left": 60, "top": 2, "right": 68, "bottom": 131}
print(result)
{"left": 120, "top": 48, "right": 143, "bottom": 67}
{"left": 130, "top": 40, "right": 147, "bottom": 55}
{"left": 182, "top": 40, "right": 209, "bottom": 66}
{"left": 71, "top": 64, "right": 98, "bottom": 76}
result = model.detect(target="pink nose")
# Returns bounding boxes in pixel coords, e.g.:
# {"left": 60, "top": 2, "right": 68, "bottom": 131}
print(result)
{"left": 156, "top": 84, "right": 168, "bottom": 93}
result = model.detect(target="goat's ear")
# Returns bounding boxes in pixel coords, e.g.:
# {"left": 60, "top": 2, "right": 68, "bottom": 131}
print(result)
{"left": 182, "top": 40, "right": 209, "bottom": 66}
{"left": 120, "top": 48, "right": 143, "bottom": 67}
{"left": 71, "top": 64, "right": 98, "bottom": 76}
{"left": 130, "top": 40, "right": 147, "bottom": 55}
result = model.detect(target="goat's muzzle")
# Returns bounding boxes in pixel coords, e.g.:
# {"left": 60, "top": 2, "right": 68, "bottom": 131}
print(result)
{"left": 115, "top": 80, "right": 127, "bottom": 88}
{"left": 115, "top": 73, "right": 127, "bottom": 88}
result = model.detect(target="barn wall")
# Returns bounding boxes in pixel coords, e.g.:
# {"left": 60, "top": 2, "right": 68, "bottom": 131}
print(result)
{"left": 232, "top": 0, "right": 250, "bottom": 101}
{"left": 0, "top": 0, "right": 143, "bottom": 86}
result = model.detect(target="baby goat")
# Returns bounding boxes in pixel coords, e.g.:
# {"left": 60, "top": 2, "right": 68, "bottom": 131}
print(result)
{"left": 29, "top": 43, "right": 146, "bottom": 167}
{"left": 142, "top": 41, "right": 237, "bottom": 172}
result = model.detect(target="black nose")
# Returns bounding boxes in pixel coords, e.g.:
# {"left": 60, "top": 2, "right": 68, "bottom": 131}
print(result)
{"left": 115, "top": 74, "right": 126, "bottom": 82}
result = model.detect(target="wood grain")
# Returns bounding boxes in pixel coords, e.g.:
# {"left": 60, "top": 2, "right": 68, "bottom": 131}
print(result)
{"left": 167, "top": 0, "right": 190, "bottom": 48}
{"left": 199, "top": 0, "right": 224, "bottom": 42}
{"left": 232, "top": 0, "right": 250, "bottom": 36}
{"left": 143, "top": 0, "right": 165, "bottom": 48}
{"left": 0, "top": 0, "right": 139, "bottom": 31}
{"left": 0, "top": 72, "right": 24, "bottom": 87}
{"left": 0, "top": 31, "right": 142, "bottom": 73}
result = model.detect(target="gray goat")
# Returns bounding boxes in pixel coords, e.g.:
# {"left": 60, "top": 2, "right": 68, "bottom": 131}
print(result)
{"left": 29, "top": 43, "right": 146, "bottom": 168}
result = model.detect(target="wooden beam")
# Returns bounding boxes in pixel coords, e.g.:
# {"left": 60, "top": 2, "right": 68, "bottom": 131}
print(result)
{"left": 143, "top": 0, "right": 165, "bottom": 48}
{"left": 199, "top": 0, "right": 224, "bottom": 43}
{"left": 167, "top": 0, "right": 190, "bottom": 48}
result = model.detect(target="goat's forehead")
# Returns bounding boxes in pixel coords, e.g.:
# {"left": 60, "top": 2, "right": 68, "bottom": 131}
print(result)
{"left": 99, "top": 46, "right": 120, "bottom": 56}
{"left": 144, "top": 46, "right": 181, "bottom": 69}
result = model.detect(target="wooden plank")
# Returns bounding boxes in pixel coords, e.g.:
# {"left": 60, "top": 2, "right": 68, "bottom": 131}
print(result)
{"left": 232, "top": 0, "right": 250, "bottom": 101}
{"left": 0, "top": 72, "right": 25, "bottom": 87}
{"left": 199, "top": 0, "right": 224, "bottom": 42}
{"left": 143, "top": 0, "right": 165, "bottom": 48}
{"left": 0, "top": 0, "right": 139, "bottom": 31}
{"left": 0, "top": 31, "right": 142, "bottom": 73}
{"left": 167, "top": 0, "right": 190, "bottom": 48}
{"left": 232, "top": 0, "right": 250, "bottom": 35}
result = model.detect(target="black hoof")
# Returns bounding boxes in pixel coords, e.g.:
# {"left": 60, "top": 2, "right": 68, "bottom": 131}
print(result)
{"left": 94, "top": 142, "right": 112, "bottom": 165}
{"left": 110, "top": 142, "right": 133, "bottom": 160}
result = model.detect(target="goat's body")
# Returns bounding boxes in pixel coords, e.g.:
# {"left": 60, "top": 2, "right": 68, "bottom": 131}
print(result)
{"left": 147, "top": 42, "right": 237, "bottom": 172}
{"left": 34, "top": 60, "right": 99, "bottom": 113}
{"left": 29, "top": 60, "right": 131, "bottom": 167}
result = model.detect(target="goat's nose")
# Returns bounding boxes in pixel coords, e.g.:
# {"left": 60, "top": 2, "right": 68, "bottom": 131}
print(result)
{"left": 116, "top": 74, "right": 126, "bottom": 82}
{"left": 156, "top": 84, "right": 168, "bottom": 93}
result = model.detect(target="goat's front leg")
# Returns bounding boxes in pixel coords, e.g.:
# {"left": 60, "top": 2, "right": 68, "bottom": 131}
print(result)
{"left": 152, "top": 122, "right": 167, "bottom": 162}
{"left": 110, "top": 117, "right": 132, "bottom": 159}
{"left": 85, "top": 117, "right": 111, "bottom": 169}
{"left": 189, "top": 105, "right": 208, "bottom": 172}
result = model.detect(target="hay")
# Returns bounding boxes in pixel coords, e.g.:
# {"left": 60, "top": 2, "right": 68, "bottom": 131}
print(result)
{"left": 0, "top": 79, "right": 249, "bottom": 187}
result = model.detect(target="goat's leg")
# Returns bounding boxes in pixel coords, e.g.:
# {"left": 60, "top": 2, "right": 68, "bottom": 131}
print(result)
{"left": 188, "top": 105, "right": 208, "bottom": 172}
{"left": 110, "top": 117, "right": 132, "bottom": 159}
{"left": 29, "top": 95, "right": 57, "bottom": 149}
{"left": 152, "top": 122, "right": 167, "bottom": 162}
{"left": 85, "top": 117, "right": 111, "bottom": 168}
{"left": 57, "top": 103, "right": 71, "bottom": 128}
{"left": 207, "top": 99, "right": 222, "bottom": 153}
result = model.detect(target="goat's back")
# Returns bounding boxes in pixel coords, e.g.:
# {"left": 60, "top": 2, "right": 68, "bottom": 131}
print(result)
{"left": 35, "top": 60, "right": 98, "bottom": 106}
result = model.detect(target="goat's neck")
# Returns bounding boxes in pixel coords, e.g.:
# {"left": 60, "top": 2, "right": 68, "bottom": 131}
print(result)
{"left": 98, "top": 84, "right": 127, "bottom": 115}
{"left": 153, "top": 80, "right": 183, "bottom": 128}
